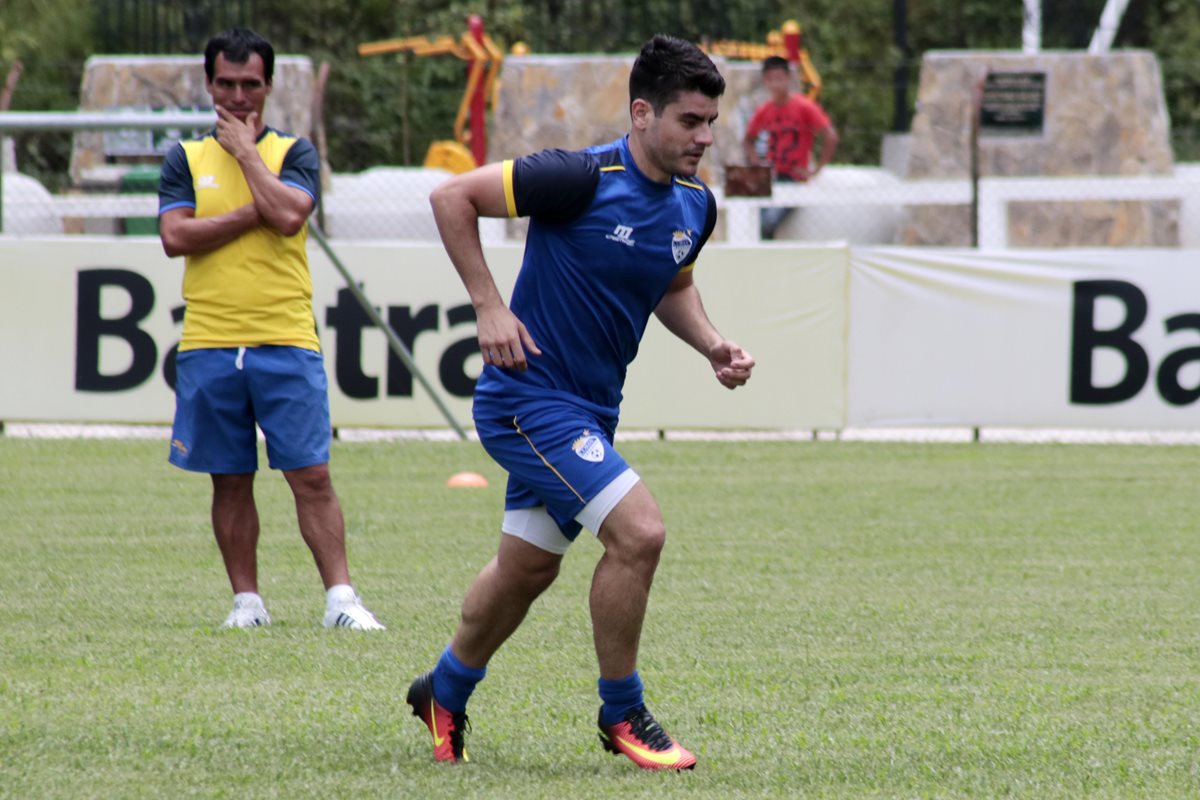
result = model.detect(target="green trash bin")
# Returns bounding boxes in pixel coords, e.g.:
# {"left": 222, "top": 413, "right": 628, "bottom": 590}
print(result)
{"left": 121, "top": 164, "right": 161, "bottom": 235}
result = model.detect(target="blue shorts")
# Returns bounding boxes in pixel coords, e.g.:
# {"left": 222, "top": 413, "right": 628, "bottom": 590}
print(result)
{"left": 476, "top": 404, "right": 633, "bottom": 541}
{"left": 169, "top": 346, "right": 332, "bottom": 474}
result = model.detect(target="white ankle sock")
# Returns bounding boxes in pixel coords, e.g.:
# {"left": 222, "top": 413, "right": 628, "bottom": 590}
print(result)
{"left": 326, "top": 584, "right": 356, "bottom": 606}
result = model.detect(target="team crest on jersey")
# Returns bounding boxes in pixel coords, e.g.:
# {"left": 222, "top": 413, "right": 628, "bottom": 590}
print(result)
{"left": 571, "top": 430, "right": 605, "bottom": 463}
{"left": 671, "top": 230, "right": 694, "bottom": 264}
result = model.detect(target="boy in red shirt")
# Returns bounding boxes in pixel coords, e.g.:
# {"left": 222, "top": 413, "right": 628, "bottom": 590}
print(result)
{"left": 742, "top": 56, "right": 839, "bottom": 239}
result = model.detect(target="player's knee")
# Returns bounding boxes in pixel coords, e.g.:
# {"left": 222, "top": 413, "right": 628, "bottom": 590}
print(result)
{"left": 212, "top": 473, "right": 254, "bottom": 501}
{"left": 499, "top": 549, "right": 561, "bottom": 597}
{"left": 284, "top": 464, "right": 334, "bottom": 499}
{"left": 640, "top": 522, "right": 667, "bottom": 562}
{"left": 519, "top": 558, "right": 561, "bottom": 595}
{"left": 614, "top": 518, "right": 666, "bottom": 565}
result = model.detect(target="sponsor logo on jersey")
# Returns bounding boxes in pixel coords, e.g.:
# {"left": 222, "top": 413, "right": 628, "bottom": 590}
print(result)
{"left": 196, "top": 175, "right": 219, "bottom": 190}
{"left": 572, "top": 430, "right": 605, "bottom": 463}
{"left": 606, "top": 224, "right": 636, "bottom": 247}
{"left": 671, "top": 229, "right": 694, "bottom": 264}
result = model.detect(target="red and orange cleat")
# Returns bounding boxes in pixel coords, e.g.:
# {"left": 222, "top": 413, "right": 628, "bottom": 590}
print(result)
{"left": 598, "top": 705, "right": 696, "bottom": 771}
{"left": 407, "top": 671, "right": 470, "bottom": 763}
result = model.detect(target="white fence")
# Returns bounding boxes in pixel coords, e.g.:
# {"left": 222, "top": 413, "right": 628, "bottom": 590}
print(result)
{"left": 5, "top": 112, "right": 1200, "bottom": 247}
{"left": 8, "top": 159, "right": 1200, "bottom": 248}
{"left": 976, "top": 166, "right": 1200, "bottom": 249}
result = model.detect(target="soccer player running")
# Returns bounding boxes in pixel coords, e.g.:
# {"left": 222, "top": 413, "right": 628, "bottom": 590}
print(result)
{"left": 408, "top": 35, "right": 755, "bottom": 769}
{"left": 157, "top": 28, "right": 383, "bottom": 631}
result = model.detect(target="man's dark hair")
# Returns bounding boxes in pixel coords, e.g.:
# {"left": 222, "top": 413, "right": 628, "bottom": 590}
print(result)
{"left": 762, "top": 55, "right": 791, "bottom": 74}
{"left": 629, "top": 35, "right": 725, "bottom": 114}
{"left": 204, "top": 27, "right": 275, "bottom": 83}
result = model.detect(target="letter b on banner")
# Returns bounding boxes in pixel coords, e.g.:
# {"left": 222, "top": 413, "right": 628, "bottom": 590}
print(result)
{"left": 1070, "top": 280, "right": 1149, "bottom": 405}
{"left": 1071, "top": 279, "right": 1200, "bottom": 406}
{"left": 75, "top": 269, "right": 157, "bottom": 391}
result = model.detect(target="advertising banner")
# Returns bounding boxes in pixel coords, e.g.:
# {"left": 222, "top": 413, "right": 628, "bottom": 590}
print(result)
{"left": 0, "top": 238, "right": 843, "bottom": 431}
{"left": 848, "top": 248, "right": 1200, "bottom": 429}
{"left": 623, "top": 244, "right": 847, "bottom": 429}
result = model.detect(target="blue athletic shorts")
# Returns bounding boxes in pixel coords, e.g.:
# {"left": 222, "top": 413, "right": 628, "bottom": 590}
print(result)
{"left": 475, "top": 404, "right": 632, "bottom": 541}
{"left": 169, "top": 346, "right": 332, "bottom": 474}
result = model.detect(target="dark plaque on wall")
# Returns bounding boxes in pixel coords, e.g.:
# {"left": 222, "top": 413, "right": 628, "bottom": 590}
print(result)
{"left": 980, "top": 71, "right": 1045, "bottom": 134}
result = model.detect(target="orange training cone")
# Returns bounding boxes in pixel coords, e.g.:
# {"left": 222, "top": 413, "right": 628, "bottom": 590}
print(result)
{"left": 447, "top": 471, "right": 489, "bottom": 488}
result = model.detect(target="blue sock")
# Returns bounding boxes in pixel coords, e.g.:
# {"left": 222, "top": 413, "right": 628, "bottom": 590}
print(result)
{"left": 431, "top": 645, "right": 486, "bottom": 714}
{"left": 598, "top": 671, "right": 644, "bottom": 727}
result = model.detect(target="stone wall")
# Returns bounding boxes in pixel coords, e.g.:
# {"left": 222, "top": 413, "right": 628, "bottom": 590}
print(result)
{"left": 72, "top": 53, "right": 765, "bottom": 194}
{"left": 71, "top": 55, "right": 313, "bottom": 186}
{"left": 899, "top": 50, "right": 1176, "bottom": 246}
{"left": 489, "top": 54, "right": 766, "bottom": 188}
{"left": 489, "top": 55, "right": 772, "bottom": 241}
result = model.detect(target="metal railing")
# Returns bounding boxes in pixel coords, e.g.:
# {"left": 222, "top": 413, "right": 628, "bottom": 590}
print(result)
{"left": 5, "top": 113, "right": 1200, "bottom": 248}
{"left": 0, "top": 109, "right": 215, "bottom": 233}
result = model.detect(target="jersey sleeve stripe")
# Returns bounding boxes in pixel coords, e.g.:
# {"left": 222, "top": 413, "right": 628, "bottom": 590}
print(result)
{"left": 502, "top": 159, "right": 518, "bottom": 217}
{"left": 158, "top": 200, "right": 195, "bottom": 214}
{"left": 599, "top": 165, "right": 625, "bottom": 172}
{"left": 282, "top": 180, "right": 317, "bottom": 201}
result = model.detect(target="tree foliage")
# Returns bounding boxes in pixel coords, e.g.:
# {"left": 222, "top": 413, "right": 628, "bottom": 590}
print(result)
{"left": 5, "top": 0, "right": 1200, "bottom": 176}
{"left": 1, "top": 0, "right": 95, "bottom": 188}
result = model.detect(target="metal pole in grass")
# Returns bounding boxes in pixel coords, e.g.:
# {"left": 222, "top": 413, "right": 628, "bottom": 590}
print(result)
{"left": 309, "top": 223, "right": 469, "bottom": 440}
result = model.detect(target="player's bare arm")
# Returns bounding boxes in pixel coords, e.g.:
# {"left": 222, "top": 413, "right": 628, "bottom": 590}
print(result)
{"left": 159, "top": 203, "right": 261, "bottom": 258}
{"left": 809, "top": 122, "right": 840, "bottom": 178}
{"left": 215, "top": 106, "right": 313, "bottom": 235}
{"left": 655, "top": 270, "right": 755, "bottom": 389}
{"left": 430, "top": 163, "right": 541, "bottom": 370}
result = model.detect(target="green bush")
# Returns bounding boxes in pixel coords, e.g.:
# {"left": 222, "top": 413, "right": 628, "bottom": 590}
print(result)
{"left": 1, "top": 0, "right": 94, "bottom": 190}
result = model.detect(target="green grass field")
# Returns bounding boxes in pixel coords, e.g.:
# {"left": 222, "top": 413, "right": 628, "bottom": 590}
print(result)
{"left": 2, "top": 436, "right": 1199, "bottom": 798}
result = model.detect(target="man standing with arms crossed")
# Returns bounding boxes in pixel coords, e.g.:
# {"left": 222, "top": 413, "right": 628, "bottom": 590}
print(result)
{"left": 407, "top": 34, "right": 755, "bottom": 769}
{"left": 158, "top": 28, "right": 383, "bottom": 631}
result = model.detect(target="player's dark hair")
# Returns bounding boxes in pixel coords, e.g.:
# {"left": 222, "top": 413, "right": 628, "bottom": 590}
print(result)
{"left": 762, "top": 55, "right": 791, "bottom": 74}
{"left": 204, "top": 27, "right": 275, "bottom": 83}
{"left": 629, "top": 34, "right": 725, "bottom": 114}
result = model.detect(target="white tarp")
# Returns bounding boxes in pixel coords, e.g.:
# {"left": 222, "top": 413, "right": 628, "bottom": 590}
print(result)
{"left": 849, "top": 247, "right": 1200, "bottom": 429}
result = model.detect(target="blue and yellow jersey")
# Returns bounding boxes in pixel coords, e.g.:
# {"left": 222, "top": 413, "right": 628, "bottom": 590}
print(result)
{"left": 158, "top": 128, "right": 321, "bottom": 352}
{"left": 474, "top": 135, "right": 718, "bottom": 421}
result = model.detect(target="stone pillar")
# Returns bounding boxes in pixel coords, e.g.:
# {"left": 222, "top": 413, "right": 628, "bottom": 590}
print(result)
{"left": 898, "top": 50, "right": 1176, "bottom": 247}
{"left": 489, "top": 54, "right": 742, "bottom": 187}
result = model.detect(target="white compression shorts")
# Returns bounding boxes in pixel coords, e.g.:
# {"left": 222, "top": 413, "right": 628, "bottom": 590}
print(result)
{"left": 500, "top": 467, "right": 640, "bottom": 554}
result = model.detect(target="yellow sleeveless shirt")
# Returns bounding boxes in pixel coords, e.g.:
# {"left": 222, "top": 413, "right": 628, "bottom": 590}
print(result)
{"left": 178, "top": 130, "right": 319, "bottom": 352}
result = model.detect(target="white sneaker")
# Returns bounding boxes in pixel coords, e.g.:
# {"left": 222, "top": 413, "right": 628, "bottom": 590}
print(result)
{"left": 323, "top": 591, "right": 385, "bottom": 630}
{"left": 222, "top": 593, "right": 271, "bottom": 628}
